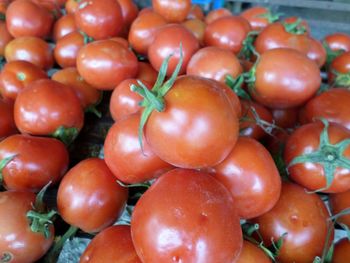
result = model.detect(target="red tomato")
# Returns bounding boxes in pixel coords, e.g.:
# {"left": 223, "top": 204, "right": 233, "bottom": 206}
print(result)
{"left": 4, "top": 36, "right": 54, "bottom": 70}
{"left": 14, "top": 79, "right": 84, "bottom": 136}
{"left": 52, "top": 13, "right": 77, "bottom": 42}
{"left": 131, "top": 168, "right": 243, "bottom": 262}
{"left": 57, "top": 158, "right": 128, "bottom": 233}
{"left": 0, "top": 99, "right": 17, "bottom": 140}
{"left": 204, "top": 8, "right": 232, "bottom": 24}
{"left": 0, "top": 20, "right": 13, "bottom": 57}
{"left": 271, "top": 107, "right": 298, "bottom": 129}
{"left": 284, "top": 121, "right": 350, "bottom": 193}
{"left": 182, "top": 18, "right": 206, "bottom": 46}
{"left": 0, "top": 191, "right": 54, "bottom": 263}
{"left": 117, "top": 0, "right": 139, "bottom": 28}
{"left": 135, "top": 62, "right": 158, "bottom": 86}
{"left": 104, "top": 113, "right": 173, "bottom": 184}
{"left": 329, "top": 190, "right": 350, "bottom": 228}
{"left": 240, "top": 6, "right": 273, "bottom": 31}
{"left": 65, "top": 0, "right": 78, "bottom": 14}
{"left": 306, "top": 37, "right": 327, "bottom": 67}
{"left": 217, "top": 82, "right": 242, "bottom": 118}
{"left": 152, "top": 0, "right": 190, "bottom": 23}
{"left": 332, "top": 238, "right": 350, "bottom": 263}
{"left": 212, "top": 137, "right": 281, "bottom": 219}
{"left": 252, "top": 182, "right": 331, "bottom": 263}
{"left": 110, "top": 36, "right": 130, "bottom": 48}
{"left": 0, "top": 60, "right": 48, "bottom": 101}
{"left": 204, "top": 16, "right": 251, "bottom": 54}
{"left": 0, "top": 134, "right": 69, "bottom": 192}
{"left": 148, "top": 24, "right": 199, "bottom": 76}
{"left": 79, "top": 225, "right": 141, "bottom": 263}
{"left": 144, "top": 76, "right": 239, "bottom": 168}
{"left": 186, "top": 46, "right": 242, "bottom": 83}
{"left": 6, "top": 0, "right": 54, "bottom": 38}
{"left": 236, "top": 240, "right": 272, "bottom": 263}
{"left": 77, "top": 40, "right": 138, "bottom": 90}
{"left": 251, "top": 48, "right": 321, "bottom": 109}
{"left": 324, "top": 33, "right": 350, "bottom": 52}
{"left": 328, "top": 51, "right": 350, "bottom": 86}
{"left": 75, "top": 0, "right": 123, "bottom": 40}
{"left": 187, "top": 4, "right": 204, "bottom": 20}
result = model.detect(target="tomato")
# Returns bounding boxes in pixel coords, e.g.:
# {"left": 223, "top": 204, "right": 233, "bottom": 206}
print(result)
{"left": 0, "top": 98, "right": 17, "bottom": 140}
{"left": 138, "top": 7, "right": 153, "bottom": 16}
{"left": 217, "top": 82, "right": 242, "bottom": 118}
{"left": 204, "top": 16, "right": 251, "bottom": 54}
{"left": 212, "top": 137, "right": 281, "bottom": 219}
{"left": 240, "top": 100, "right": 273, "bottom": 140}
{"left": 186, "top": 46, "right": 242, "bottom": 83}
{"left": 306, "top": 37, "right": 326, "bottom": 67}
{"left": 77, "top": 40, "right": 138, "bottom": 90}
{"left": 57, "top": 158, "right": 128, "bottom": 233}
{"left": 271, "top": 108, "right": 298, "bottom": 129}
{"left": 328, "top": 51, "right": 350, "bottom": 86}
{"left": 110, "top": 36, "right": 130, "bottom": 48}
{"left": 144, "top": 75, "right": 239, "bottom": 168}
{"left": 0, "top": 191, "right": 54, "bottom": 263}
{"left": 128, "top": 11, "right": 167, "bottom": 55}
{"left": 79, "top": 225, "right": 141, "bottom": 263}
{"left": 204, "top": 8, "right": 232, "bottom": 24}
{"left": 251, "top": 48, "right": 321, "bottom": 109}
{"left": 117, "top": 0, "right": 139, "bottom": 29}
{"left": 131, "top": 168, "right": 243, "bottom": 262}
{"left": 252, "top": 182, "right": 331, "bottom": 263}
{"left": 240, "top": 6, "right": 273, "bottom": 31}
{"left": 0, "top": 134, "right": 69, "bottom": 192}
{"left": 52, "top": 13, "right": 77, "bottom": 42}
{"left": 329, "top": 190, "right": 350, "bottom": 228}
{"left": 0, "top": 60, "right": 48, "bottom": 101}
{"left": 75, "top": 0, "right": 123, "bottom": 40}
{"left": 54, "top": 31, "right": 85, "bottom": 68}
{"left": 283, "top": 16, "right": 311, "bottom": 34}
{"left": 332, "top": 238, "right": 350, "bottom": 263}
{"left": 299, "top": 88, "right": 350, "bottom": 130}
{"left": 135, "top": 62, "right": 158, "bottom": 86}
{"left": 6, "top": 0, "right": 54, "bottom": 38}
{"left": 152, "top": 0, "right": 190, "bottom": 23}
{"left": 14, "top": 79, "right": 84, "bottom": 136}
{"left": 324, "top": 33, "right": 350, "bottom": 53}
{"left": 51, "top": 67, "right": 102, "bottom": 110}
{"left": 148, "top": 24, "right": 199, "bottom": 76}
{"left": 284, "top": 121, "right": 350, "bottom": 193}
{"left": 182, "top": 18, "right": 206, "bottom": 46}
{"left": 0, "top": 20, "right": 13, "bottom": 57}
{"left": 236, "top": 240, "right": 271, "bottom": 263}
{"left": 65, "top": 0, "right": 78, "bottom": 14}
{"left": 4, "top": 36, "right": 54, "bottom": 70}
{"left": 187, "top": 4, "right": 204, "bottom": 20}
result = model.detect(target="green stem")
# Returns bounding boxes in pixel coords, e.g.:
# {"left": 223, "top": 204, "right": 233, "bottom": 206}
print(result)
{"left": 52, "top": 126, "right": 79, "bottom": 146}
{"left": 27, "top": 210, "right": 57, "bottom": 238}
{"left": 117, "top": 180, "right": 151, "bottom": 189}
{"left": 282, "top": 18, "right": 307, "bottom": 35}
{"left": 85, "top": 105, "right": 102, "bottom": 118}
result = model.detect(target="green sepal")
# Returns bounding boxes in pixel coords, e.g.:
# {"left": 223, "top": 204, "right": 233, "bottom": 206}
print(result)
{"left": 282, "top": 18, "right": 307, "bottom": 35}
{"left": 225, "top": 74, "right": 251, "bottom": 100}
{"left": 239, "top": 31, "right": 259, "bottom": 60}
{"left": 323, "top": 41, "right": 345, "bottom": 68}
{"left": 117, "top": 180, "right": 151, "bottom": 189}
{"left": 27, "top": 210, "right": 57, "bottom": 239}
{"left": 257, "top": 11, "right": 284, "bottom": 23}
{"left": 332, "top": 69, "right": 350, "bottom": 88}
{"left": 78, "top": 30, "right": 94, "bottom": 44}
{"left": 0, "top": 155, "right": 17, "bottom": 184}
{"left": 52, "top": 126, "right": 79, "bottom": 146}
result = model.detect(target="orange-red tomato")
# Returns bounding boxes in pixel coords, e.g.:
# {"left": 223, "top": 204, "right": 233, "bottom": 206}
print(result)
{"left": 135, "top": 62, "right": 158, "bottom": 86}
{"left": 187, "top": 4, "right": 204, "bottom": 20}
{"left": 240, "top": 6, "right": 272, "bottom": 31}
{"left": 152, "top": 0, "right": 191, "bottom": 23}
{"left": 236, "top": 240, "right": 272, "bottom": 263}
{"left": 52, "top": 13, "right": 77, "bottom": 42}
{"left": 332, "top": 238, "right": 350, "bottom": 263}
{"left": 117, "top": 0, "right": 139, "bottom": 28}
{"left": 204, "top": 8, "right": 232, "bottom": 24}
{"left": 0, "top": 20, "right": 13, "bottom": 57}
{"left": 328, "top": 51, "right": 350, "bottom": 84}
{"left": 182, "top": 18, "right": 206, "bottom": 46}
{"left": 271, "top": 107, "right": 298, "bottom": 129}
{"left": 324, "top": 33, "right": 350, "bottom": 52}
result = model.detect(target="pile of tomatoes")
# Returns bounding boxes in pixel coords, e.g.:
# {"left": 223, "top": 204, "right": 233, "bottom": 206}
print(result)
{"left": 1, "top": 0, "right": 350, "bottom": 262}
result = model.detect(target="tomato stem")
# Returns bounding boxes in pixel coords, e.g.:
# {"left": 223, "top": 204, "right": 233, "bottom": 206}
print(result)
{"left": 323, "top": 42, "right": 345, "bottom": 68}
{"left": 257, "top": 10, "right": 283, "bottom": 24}
{"left": 85, "top": 105, "right": 102, "bottom": 118}
{"left": 332, "top": 70, "right": 350, "bottom": 87}
{"left": 239, "top": 31, "right": 259, "bottom": 60}
{"left": 282, "top": 18, "right": 307, "bottom": 35}
{"left": 52, "top": 126, "right": 79, "bottom": 146}
{"left": 225, "top": 75, "right": 251, "bottom": 100}
{"left": 0, "top": 252, "right": 12, "bottom": 263}
{"left": 0, "top": 155, "right": 17, "bottom": 184}
{"left": 27, "top": 210, "right": 57, "bottom": 238}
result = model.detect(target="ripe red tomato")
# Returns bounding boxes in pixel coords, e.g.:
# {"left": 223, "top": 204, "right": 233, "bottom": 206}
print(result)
{"left": 135, "top": 62, "right": 158, "bottom": 86}
{"left": 79, "top": 225, "right": 141, "bottom": 263}
{"left": 4, "top": 36, "right": 54, "bottom": 70}
{"left": 240, "top": 6, "right": 274, "bottom": 31}
{"left": 152, "top": 0, "right": 191, "bottom": 23}
{"left": 252, "top": 182, "right": 331, "bottom": 263}
{"left": 0, "top": 134, "right": 69, "bottom": 192}
{"left": 324, "top": 33, "right": 350, "bottom": 52}
{"left": 65, "top": 0, "right": 78, "bottom": 14}
{"left": 284, "top": 121, "right": 350, "bottom": 193}
{"left": 182, "top": 18, "right": 206, "bottom": 46}
{"left": 52, "top": 13, "right": 77, "bottom": 42}
{"left": 14, "top": 79, "right": 84, "bottom": 136}
{"left": 104, "top": 113, "right": 173, "bottom": 184}
{"left": 187, "top": 5, "right": 204, "bottom": 20}
{"left": 0, "top": 60, "right": 48, "bottom": 101}
{"left": 328, "top": 51, "right": 350, "bottom": 85}
{"left": 204, "top": 8, "right": 232, "bottom": 24}
{"left": 0, "top": 191, "right": 54, "bottom": 263}
{"left": 131, "top": 168, "right": 243, "bottom": 262}
{"left": 75, "top": 0, "right": 123, "bottom": 40}
{"left": 148, "top": 24, "right": 199, "bottom": 76}
{"left": 251, "top": 48, "right": 321, "bottom": 109}
{"left": 144, "top": 75, "right": 239, "bottom": 168}
{"left": 204, "top": 16, "right": 251, "bottom": 54}
{"left": 306, "top": 37, "right": 327, "bottom": 67}
{"left": 117, "top": 0, "right": 139, "bottom": 29}
{"left": 77, "top": 39, "right": 138, "bottom": 90}
{"left": 0, "top": 20, "right": 13, "bottom": 57}
{"left": 0, "top": 99, "right": 17, "bottom": 140}
{"left": 186, "top": 46, "right": 243, "bottom": 84}
{"left": 236, "top": 240, "right": 271, "bottom": 263}
{"left": 57, "top": 158, "right": 128, "bottom": 233}
{"left": 271, "top": 107, "right": 298, "bottom": 129}
{"left": 332, "top": 238, "right": 350, "bottom": 263}
{"left": 212, "top": 137, "right": 281, "bottom": 219}
{"left": 6, "top": 0, "right": 54, "bottom": 38}
{"left": 329, "top": 190, "right": 350, "bottom": 228}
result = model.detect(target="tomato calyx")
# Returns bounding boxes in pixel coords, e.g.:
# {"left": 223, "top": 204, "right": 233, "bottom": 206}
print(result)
{"left": 288, "top": 118, "right": 350, "bottom": 193}
{"left": 239, "top": 31, "right": 260, "bottom": 60}
{"left": 0, "top": 155, "right": 17, "bottom": 184}
{"left": 282, "top": 18, "right": 307, "bottom": 35}
{"left": 0, "top": 252, "right": 13, "bottom": 263}
{"left": 131, "top": 45, "right": 183, "bottom": 151}
{"left": 117, "top": 180, "right": 152, "bottom": 189}
{"left": 332, "top": 70, "right": 350, "bottom": 87}
{"left": 52, "top": 126, "right": 79, "bottom": 146}
{"left": 225, "top": 74, "right": 251, "bottom": 100}
{"left": 78, "top": 30, "right": 94, "bottom": 45}
{"left": 257, "top": 10, "right": 283, "bottom": 24}
{"left": 323, "top": 42, "right": 345, "bottom": 68}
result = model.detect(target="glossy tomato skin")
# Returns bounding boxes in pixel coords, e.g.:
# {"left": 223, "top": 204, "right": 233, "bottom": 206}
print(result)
{"left": 182, "top": 18, "right": 206, "bottom": 46}
{"left": 77, "top": 40, "right": 138, "bottom": 90}
{"left": 131, "top": 168, "right": 243, "bottom": 263}
{"left": 186, "top": 46, "right": 243, "bottom": 83}
{"left": 236, "top": 240, "right": 272, "bottom": 263}
{"left": 148, "top": 24, "right": 200, "bottom": 76}
{"left": 328, "top": 51, "right": 350, "bottom": 83}
{"left": 0, "top": 191, "right": 54, "bottom": 263}
{"left": 252, "top": 48, "right": 321, "bottom": 109}
{"left": 204, "top": 8, "right": 232, "bottom": 24}
{"left": 0, "top": 20, "right": 13, "bottom": 57}
{"left": 152, "top": 0, "right": 190, "bottom": 23}
{"left": 0, "top": 134, "right": 69, "bottom": 192}
{"left": 52, "top": 13, "right": 77, "bottom": 42}
{"left": 306, "top": 37, "right": 327, "bottom": 67}
{"left": 135, "top": 62, "right": 158, "bottom": 86}
{"left": 14, "top": 79, "right": 84, "bottom": 136}
{"left": 187, "top": 5, "right": 204, "bottom": 20}
{"left": 329, "top": 190, "right": 350, "bottom": 228}
{"left": 299, "top": 88, "right": 350, "bottom": 131}
{"left": 332, "top": 238, "right": 350, "bottom": 263}
{"left": 324, "top": 33, "right": 350, "bottom": 52}
{"left": 4, "top": 36, "right": 54, "bottom": 70}
{"left": 271, "top": 107, "right": 298, "bottom": 129}
{"left": 79, "top": 225, "right": 141, "bottom": 263}
{"left": 65, "top": 0, "right": 78, "bottom": 14}
{"left": 0, "top": 99, "right": 17, "bottom": 140}
{"left": 0, "top": 60, "right": 47, "bottom": 101}
{"left": 284, "top": 121, "right": 350, "bottom": 193}
{"left": 57, "top": 158, "right": 128, "bottom": 233}
{"left": 252, "top": 182, "right": 331, "bottom": 263}
{"left": 117, "top": 0, "right": 139, "bottom": 28}
{"left": 6, "top": 0, "right": 54, "bottom": 38}
{"left": 104, "top": 113, "right": 173, "bottom": 184}
{"left": 145, "top": 76, "right": 239, "bottom": 169}
{"left": 212, "top": 137, "right": 281, "bottom": 219}
{"left": 75, "top": 0, "right": 123, "bottom": 40}
{"left": 204, "top": 16, "right": 251, "bottom": 54}
{"left": 240, "top": 6, "right": 271, "bottom": 31}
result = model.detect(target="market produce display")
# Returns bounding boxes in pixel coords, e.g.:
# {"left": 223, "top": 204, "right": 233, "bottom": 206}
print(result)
{"left": 1, "top": 0, "right": 350, "bottom": 262}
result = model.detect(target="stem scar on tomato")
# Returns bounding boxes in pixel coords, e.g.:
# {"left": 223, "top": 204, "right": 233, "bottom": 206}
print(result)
{"left": 288, "top": 118, "right": 350, "bottom": 193}
{"left": 0, "top": 252, "right": 13, "bottom": 263}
